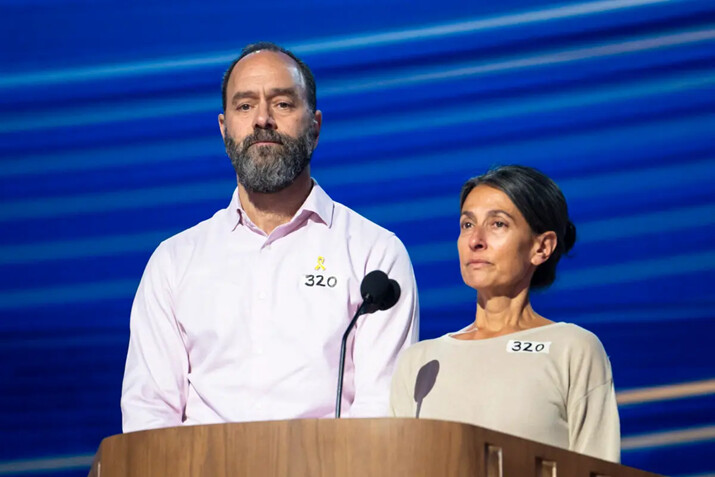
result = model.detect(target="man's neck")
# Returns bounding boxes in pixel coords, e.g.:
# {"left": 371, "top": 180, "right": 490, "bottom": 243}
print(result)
{"left": 237, "top": 169, "right": 313, "bottom": 235}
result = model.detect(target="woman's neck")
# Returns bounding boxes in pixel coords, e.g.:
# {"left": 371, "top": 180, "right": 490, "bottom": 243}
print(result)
{"left": 456, "top": 286, "right": 552, "bottom": 340}
{"left": 475, "top": 288, "right": 535, "bottom": 333}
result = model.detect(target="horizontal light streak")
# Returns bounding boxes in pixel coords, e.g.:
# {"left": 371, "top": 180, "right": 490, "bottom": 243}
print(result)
{"left": 618, "top": 379, "right": 715, "bottom": 405}
{"left": 0, "top": 137, "right": 221, "bottom": 178}
{"left": 551, "top": 305, "right": 715, "bottom": 325}
{"left": 294, "top": 0, "right": 672, "bottom": 53}
{"left": 0, "top": 279, "right": 138, "bottom": 310}
{"left": 0, "top": 0, "right": 671, "bottom": 89}
{"left": 355, "top": 159, "right": 715, "bottom": 225}
{"left": 0, "top": 454, "right": 93, "bottom": 474}
{"left": 0, "top": 230, "right": 174, "bottom": 265}
{"left": 0, "top": 179, "right": 233, "bottom": 222}
{"left": 323, "top": 72, "right": 715, "bottom": 142}
{"left": 621, "top": 425, "right": 715, "bottom": 450}
{"left": 1, "top": 30, "right": 712, "bottom": 133}
{"left": 320, "top": 28, "right": 715, "bottom": 96}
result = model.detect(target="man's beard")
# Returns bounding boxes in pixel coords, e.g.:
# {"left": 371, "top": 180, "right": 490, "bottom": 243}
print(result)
{"left": 225, "top": 125, "right": 315, "bottom": 194}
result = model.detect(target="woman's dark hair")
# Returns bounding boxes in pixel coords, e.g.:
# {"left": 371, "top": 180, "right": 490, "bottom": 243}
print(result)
{"left": 460, "top": 165, "right": 576, "bottom": 289}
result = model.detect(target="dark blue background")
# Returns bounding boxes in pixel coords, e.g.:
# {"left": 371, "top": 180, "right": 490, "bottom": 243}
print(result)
{"left": 1, "top": 0, "right": 714, "bottom": 475}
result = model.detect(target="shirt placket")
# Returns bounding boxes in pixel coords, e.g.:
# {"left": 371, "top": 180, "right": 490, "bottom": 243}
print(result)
{"left": 250, "top": 238, "right": 274, "bottom": 416}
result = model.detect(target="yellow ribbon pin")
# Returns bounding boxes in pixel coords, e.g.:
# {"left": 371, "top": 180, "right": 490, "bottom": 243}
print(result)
{"left": 314, "top": 256, "right": 326, "bottom": 271}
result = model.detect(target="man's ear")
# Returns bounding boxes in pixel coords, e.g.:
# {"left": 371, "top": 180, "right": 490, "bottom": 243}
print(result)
{"left": 312, "top": 110, "right": 323, "bottom": 147}
{"left": 218, "top": 113, "right": 226, "bottom": 141}
{"left": 531, "top": 231, "right": 558, "bottom": 266}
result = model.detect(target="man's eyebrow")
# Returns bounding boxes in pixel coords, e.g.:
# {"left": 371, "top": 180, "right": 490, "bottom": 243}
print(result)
{"left": 231, "top": 91, "right": 259, "bottom": 104}
{"left": 230, "top": 88, "right": 301, "bottom": 105}
{"left": 267, "top": 87, "right": 300, "bottom": 99}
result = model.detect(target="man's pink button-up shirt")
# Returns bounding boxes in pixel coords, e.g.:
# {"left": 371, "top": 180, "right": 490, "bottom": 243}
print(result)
{"left": 121, "top": 183, "right": 419, "bottom": 432}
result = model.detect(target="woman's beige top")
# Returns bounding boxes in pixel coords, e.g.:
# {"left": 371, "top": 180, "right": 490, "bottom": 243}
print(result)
{"left": 390, "top": 322, "right": 620, "bottom": 463}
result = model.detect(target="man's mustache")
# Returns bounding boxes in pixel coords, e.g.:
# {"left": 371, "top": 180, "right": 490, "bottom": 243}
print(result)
{"left": 241, "top": 130, "right": 287, "bottom": 149}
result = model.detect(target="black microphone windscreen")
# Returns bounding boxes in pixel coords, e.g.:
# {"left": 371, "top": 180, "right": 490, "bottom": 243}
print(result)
{"left": 360, "top": 270, "right": 390, "bottom": 302}
{"left": 360, "top": 271, "right": 401, "bottom": 312}
{"left": 379, "top": 279, "right": 401, "bottom": 311}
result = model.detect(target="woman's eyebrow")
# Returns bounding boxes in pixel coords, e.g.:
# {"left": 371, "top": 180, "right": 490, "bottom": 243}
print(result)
{"left": 487, "top": 209, "right": 516, "bottom": 220}
{"left": 460, "top": 209, "right": 515, "bottom": 220}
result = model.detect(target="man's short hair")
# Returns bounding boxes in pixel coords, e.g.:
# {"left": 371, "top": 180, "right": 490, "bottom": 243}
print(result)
{"left": 221, "top": 42, "right": 317, "bottom": 113}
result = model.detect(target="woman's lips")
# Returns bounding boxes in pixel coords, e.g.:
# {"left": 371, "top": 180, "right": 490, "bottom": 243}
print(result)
{"left": 466, "top": 259, "right": 492, "bottom": 267}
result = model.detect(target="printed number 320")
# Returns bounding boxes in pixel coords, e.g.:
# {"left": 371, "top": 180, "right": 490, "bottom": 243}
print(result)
{"left": 305, "top": 274, "right": 337, "bottom": 287}
{"left": 507, "top": 340, "right": 550, "bottom": 353}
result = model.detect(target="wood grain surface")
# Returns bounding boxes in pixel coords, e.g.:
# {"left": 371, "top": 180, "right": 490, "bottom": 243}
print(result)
{"left": 89, "top": 418, "right": 663, "bottom": 477}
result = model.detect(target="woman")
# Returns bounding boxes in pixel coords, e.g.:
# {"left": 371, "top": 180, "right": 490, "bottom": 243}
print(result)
{"left": 390, "top": 165, "right": 620, "bottom": 463}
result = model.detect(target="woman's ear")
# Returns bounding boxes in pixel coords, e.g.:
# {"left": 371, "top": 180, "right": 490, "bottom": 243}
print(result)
{"left": 531, "top": 231, "right": 558, "bottom": 266}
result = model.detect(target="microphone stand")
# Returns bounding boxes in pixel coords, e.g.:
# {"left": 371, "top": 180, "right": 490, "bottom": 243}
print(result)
{"left": 335, "top": 299, "right": 371, "bottom": 418}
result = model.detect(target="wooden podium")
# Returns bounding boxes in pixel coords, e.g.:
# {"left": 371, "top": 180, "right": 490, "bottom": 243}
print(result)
{"left": 89, "top": 418, "right": 661, "bottom": 476}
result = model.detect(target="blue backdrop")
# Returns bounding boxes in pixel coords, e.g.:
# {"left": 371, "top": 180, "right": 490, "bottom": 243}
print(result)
{"left": 1, "top": 0, "right": 714, "bottom": 475}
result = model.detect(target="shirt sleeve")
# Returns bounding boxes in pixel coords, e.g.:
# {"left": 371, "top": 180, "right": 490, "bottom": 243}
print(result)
{"left": 347, "top": 234, "right": 420, "bottom": 417}
{"left": 567, "top": 332, "right": 621, "bottom": 463}
{"left": 120, "top": 242, "right": 189, "bottom": 433}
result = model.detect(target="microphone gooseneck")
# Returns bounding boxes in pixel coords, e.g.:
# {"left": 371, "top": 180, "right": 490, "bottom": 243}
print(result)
{"left": 335, "top": 271, "right": 401, "bottom": 418}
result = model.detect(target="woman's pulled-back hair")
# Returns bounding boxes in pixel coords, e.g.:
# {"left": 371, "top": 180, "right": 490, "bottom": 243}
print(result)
{"left": 460, "top": 165, "right": 576, "bottom": 289}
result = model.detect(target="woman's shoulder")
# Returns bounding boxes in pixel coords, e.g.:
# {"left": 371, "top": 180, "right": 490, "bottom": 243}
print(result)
{"left": 400, "top": 336, "right": 447, "bottom": 359}
{"left": 554, "top": 322, "right": 606, "bottom": 347}
{"left": 524, "top": 322, "right": 609, "bottom": 359}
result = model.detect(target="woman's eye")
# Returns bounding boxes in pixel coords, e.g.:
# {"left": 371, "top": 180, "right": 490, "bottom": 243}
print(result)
{"left": 493, "top": 220, "right": 507, "bottom": 228}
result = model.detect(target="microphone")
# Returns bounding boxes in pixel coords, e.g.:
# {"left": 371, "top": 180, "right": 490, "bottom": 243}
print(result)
{"left": 335, "top": 270, "right": 401, "bottom": 418}
{"left": 414, "top": 360, "right": 440, "bottom": 418}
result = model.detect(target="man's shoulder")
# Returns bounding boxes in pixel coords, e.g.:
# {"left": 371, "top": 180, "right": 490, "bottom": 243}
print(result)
{"left": 331, "top": 200, "right": 397, "bottom": 241}
{"left": 156, "top": 205, "right": 230, "bottom": 254}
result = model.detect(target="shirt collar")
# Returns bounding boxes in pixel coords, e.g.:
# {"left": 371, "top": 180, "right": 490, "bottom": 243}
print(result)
{"left": 226, "top": 179, "right": 334, "bottom": 231}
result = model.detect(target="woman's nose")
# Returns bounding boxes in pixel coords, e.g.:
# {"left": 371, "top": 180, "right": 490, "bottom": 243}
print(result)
{"left": 469, "top": 228, "right": 487, "bottom": 250}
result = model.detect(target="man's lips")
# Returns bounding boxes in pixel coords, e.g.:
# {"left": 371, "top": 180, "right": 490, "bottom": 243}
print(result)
{"left": 250, "top": 140, "right": 282, "bottom": 146}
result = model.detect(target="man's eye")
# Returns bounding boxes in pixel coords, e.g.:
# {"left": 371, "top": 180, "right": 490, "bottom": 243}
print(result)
{"left": 237, "top": 104, "right": 251, "bottom": 111}
{"left": 276, "top": 101, "right": 292, "bottom": 109}
{"left": 460, "top": 221, "right": 473, "bottom": 230}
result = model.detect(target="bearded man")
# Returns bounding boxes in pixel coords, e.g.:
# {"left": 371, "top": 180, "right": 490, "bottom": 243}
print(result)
{"left": 120, "top": 42, "right": 419, "bottom": 432}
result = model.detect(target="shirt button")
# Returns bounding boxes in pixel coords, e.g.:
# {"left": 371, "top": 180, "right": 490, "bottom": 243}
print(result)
{"left": 255, "top": 346, "right": 264, "bottom": 354}
{"left": 258, "top": 292, "right": 266, "bottom": 300}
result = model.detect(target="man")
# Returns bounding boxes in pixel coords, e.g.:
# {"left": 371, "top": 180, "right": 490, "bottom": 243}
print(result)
{"left": 121, "top": 42, "right": 419, "bottom": 432}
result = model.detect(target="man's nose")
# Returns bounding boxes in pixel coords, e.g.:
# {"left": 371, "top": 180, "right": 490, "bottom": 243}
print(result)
{"left": 254, "top": 102, "right": 277, "bottom": 130}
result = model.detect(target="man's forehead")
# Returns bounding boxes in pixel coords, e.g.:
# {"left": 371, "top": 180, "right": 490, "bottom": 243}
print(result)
{"left": 231, "top": 50, "right": 306, "bottom": 89}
